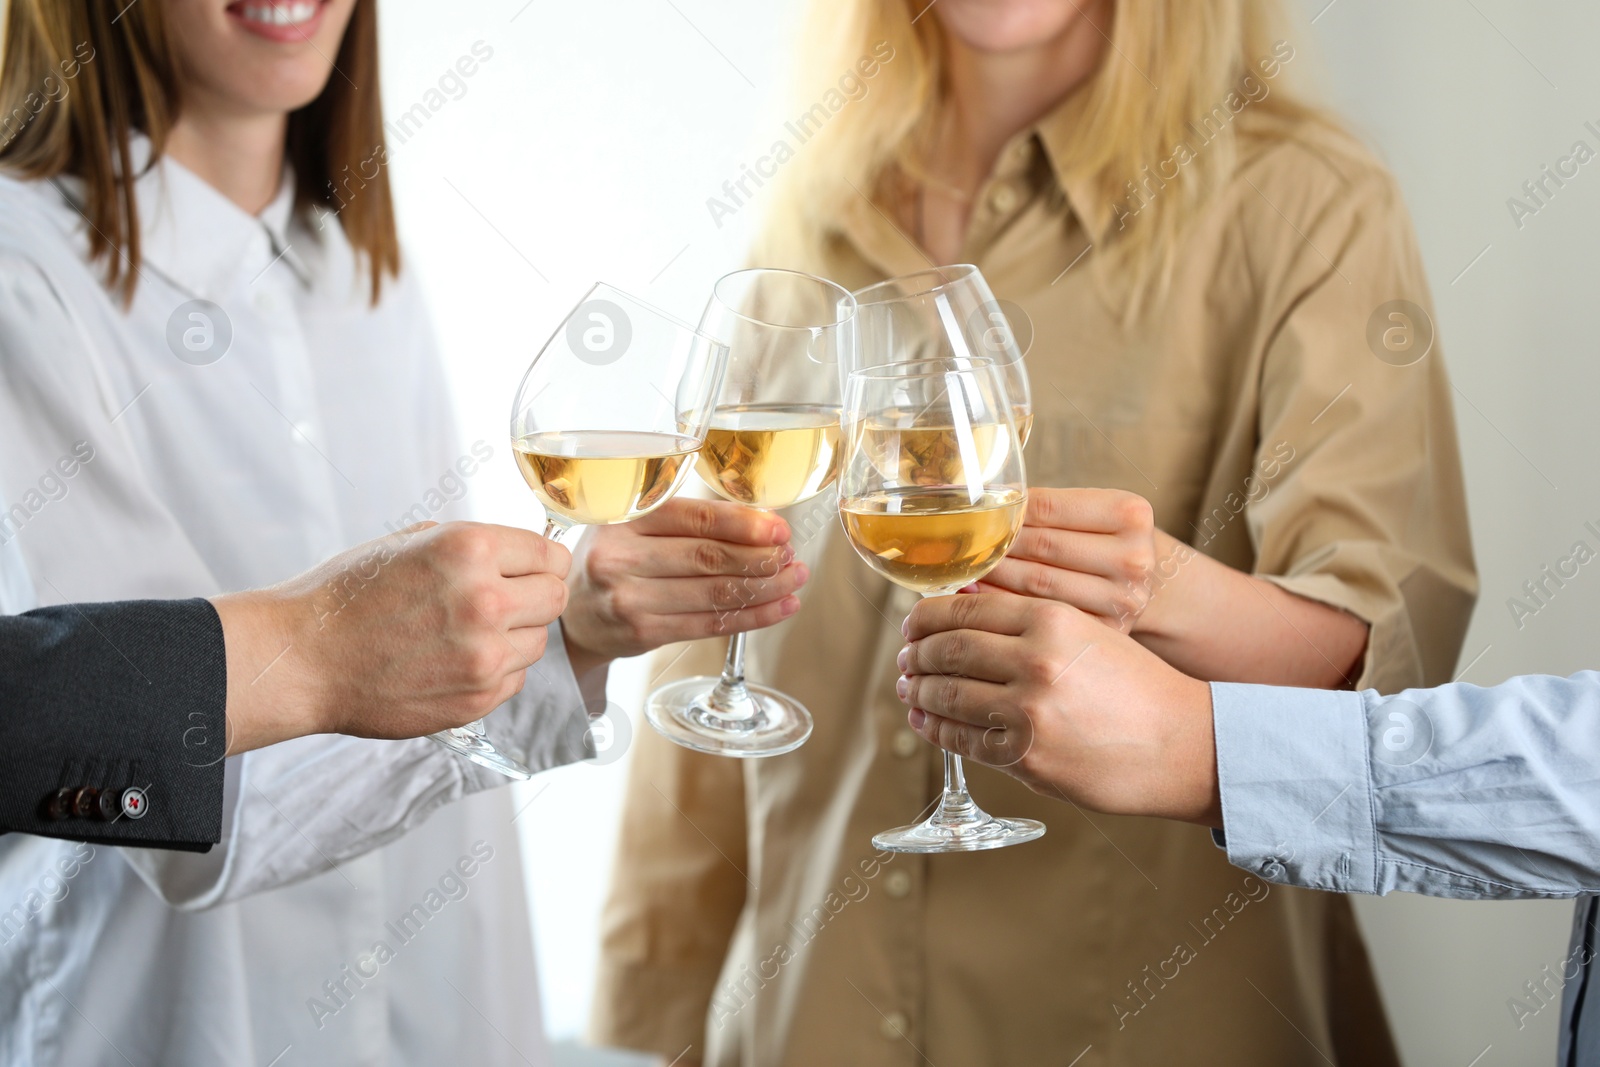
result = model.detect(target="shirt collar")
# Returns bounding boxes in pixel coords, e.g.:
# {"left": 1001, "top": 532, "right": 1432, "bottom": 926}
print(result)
{"left": 1030, "top": 87, "right": 1114, "bottom": 245}
{"left": 55, "top": 132, "right": 311, "bottom": 301}
{"left": 832, "top": 86, "right": 1112, "bottom": 273}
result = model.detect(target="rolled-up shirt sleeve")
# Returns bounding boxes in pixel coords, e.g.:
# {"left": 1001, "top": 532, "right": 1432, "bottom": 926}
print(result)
{"left": 1242, "top": 153, "right": 1478, "bottom": 693}
{"left": 1212, "top": 672, "right": 1600, "bottom": 900}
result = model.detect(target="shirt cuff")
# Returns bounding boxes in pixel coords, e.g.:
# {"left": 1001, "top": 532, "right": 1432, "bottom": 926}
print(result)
{"left": 476, "top": 619, "right": 595, "bottom": 777}
{"left": 1210, "top": 682, "right": 1379, "bottom": 894}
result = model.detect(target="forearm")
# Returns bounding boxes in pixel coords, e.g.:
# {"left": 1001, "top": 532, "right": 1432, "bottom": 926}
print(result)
{"left": 1135, "top": 531, "right": 1368, "bottom": 688}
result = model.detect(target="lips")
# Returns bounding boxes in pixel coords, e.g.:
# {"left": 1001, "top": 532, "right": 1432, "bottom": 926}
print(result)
{"left": 225, "top": 0, "right": 328, "bottom": 43}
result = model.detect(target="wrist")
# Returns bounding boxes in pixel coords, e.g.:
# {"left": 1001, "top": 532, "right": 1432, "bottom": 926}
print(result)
{"left": 211, "top": 589, "right": 324, "bottom": 754}
{"left": 1158, "top": 674, "right": 1222, "bottom": 827}
{"left": 1130, "top": 531, "right": 1198, "bottom": 640}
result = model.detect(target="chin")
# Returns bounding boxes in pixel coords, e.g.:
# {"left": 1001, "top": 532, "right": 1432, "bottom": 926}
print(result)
{"left": 934, "top": 0, "right": 1091, "bottom": 53}
{"left": 169, "top": 0, "right": 354, "bottom": 115}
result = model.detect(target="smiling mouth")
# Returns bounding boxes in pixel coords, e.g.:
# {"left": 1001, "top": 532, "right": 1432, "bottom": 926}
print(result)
{"left": 226, "top": 0, "right": 328, "bottom": 39}
{"left": 233, "top": 1, "right": 318, "bottom": 26}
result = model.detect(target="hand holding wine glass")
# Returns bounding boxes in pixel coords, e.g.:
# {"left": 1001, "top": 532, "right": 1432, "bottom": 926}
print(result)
{"left": 560, "top": 497, "right": 808, "bottom": 678}
{"left": 969, "top": 486, "right": 1161, "bottom": 634}
{"left": 645, "top": 268, "right": 855, "bottom": 758}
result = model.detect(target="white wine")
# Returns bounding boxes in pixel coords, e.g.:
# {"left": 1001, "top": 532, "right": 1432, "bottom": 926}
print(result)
{"left": 514, "top": 430, "right": 699, "bottom": 525}
{"left": 697, "top": 403, "right": 842, "bottom": 509}
{"left": 839, "top": 486, "right": 1027, "bottom": 594}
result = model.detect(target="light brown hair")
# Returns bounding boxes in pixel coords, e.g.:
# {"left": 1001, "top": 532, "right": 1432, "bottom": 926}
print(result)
{"left": 0, "top": 0, "right": 398, "bottom": 304}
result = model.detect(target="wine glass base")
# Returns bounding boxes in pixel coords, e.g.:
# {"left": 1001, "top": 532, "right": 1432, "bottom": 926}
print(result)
{"left": 872, "top": 812, "right": 1045, "bottom": 854}
{"left": 646, "top": 676, "right": 814, "bottom": 758}
{"left": 430, "top": 728, "right": 535, "bottom": 781}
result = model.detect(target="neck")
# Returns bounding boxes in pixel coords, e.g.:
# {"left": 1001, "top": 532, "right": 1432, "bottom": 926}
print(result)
{"left": 164, "top": 108, "right": 288, "bottom": 216}
{"left": 932, "top": 3, "right": 1109, "bottom": 192}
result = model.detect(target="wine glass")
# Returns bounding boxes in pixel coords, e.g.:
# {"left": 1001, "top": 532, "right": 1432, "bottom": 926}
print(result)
{"left": 851, "top": 264, "right": 1032, "bottom": 446}
{"left": 838, "top": 357, "right": 1045, "bottom": 852}
{"left": 645, "top": 268, "right": 856, "bottom": 758}
{"left": 430, "top": 283, "right": 728, "bottom": 780}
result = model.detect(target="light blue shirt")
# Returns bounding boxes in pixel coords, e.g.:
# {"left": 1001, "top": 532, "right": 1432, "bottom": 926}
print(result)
{"left": 1212, "top": 672, "right": 1600, "bottom": 1067}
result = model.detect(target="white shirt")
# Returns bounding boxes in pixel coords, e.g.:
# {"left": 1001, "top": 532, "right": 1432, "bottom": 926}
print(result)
{"left": 0, "top": 527, "right": 31, "bottom": 614}
{"left": 0, "top": 145, "right": 588, "bottom": 1066}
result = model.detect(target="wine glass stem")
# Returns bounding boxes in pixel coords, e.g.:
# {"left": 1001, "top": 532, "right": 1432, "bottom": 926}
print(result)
{"left": 938, "top": 752, "right": 979, "bottom": 823}
{"left": 542, "top": 517, "right": 568, "bottom": 543}
{"left": 703, "top": 504, "right": 778, "bottom": 723}
{"left": 707, "top": 630, "right": 759, "bottom": 721}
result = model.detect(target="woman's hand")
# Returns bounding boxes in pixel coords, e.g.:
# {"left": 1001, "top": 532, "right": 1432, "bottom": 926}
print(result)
{"left": 973, "top": 488, "right": 1164, "bottom": 634}
{"left": 894, "top": 590, "right": 1220, "bottom": 825}
{"left": 561, "top": 498, "right": 809, "bottom": 676}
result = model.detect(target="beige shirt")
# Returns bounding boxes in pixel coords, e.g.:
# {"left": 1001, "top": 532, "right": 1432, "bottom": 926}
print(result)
{"left": 592, "top": 101, "right": 1477, "bottom": 1067}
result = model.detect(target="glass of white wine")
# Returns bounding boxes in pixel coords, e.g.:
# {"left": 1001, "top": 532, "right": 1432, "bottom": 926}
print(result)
{"left": 839, "top": 357, "right": 1045, "bottom": 852}
{"left": 645, "top": 268, "right": 856, "bottom": 758}
{"left": 851, "top": 264, "right": 1033, "bottom": 448}
{"left": 430, "top": 283, "right": 728, "bottom": 780}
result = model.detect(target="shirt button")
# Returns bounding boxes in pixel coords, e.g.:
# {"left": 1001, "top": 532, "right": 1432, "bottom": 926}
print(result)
{"left": 884, "top": 870, "right": 912, "bottom": 898}
{"left": 1261, "top": 860, "right": 1285, "bottom": 879}
{"left": 880, "top": 1011, "right": 910, "bottom": 1040}
{"left": 988, "top": 181, "right": 1021, "bottom": 215}
{"left": 891, "top": 730, "right": 920, "bottom": 759}
{"left": 1008, "top": 138, "right": 1034, "bottom": 167}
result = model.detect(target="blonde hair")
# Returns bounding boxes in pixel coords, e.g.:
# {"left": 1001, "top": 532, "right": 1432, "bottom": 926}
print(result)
{"left": 763, "top": 0, "right": 1333, "bottom": 306}
{"left": 0, "top": 0, "right": 399, "bottom": 305}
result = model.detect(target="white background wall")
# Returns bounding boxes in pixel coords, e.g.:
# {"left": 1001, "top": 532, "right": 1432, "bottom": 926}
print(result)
{"left": 380, "top": 2, "right": 1600, "bottom": 1064}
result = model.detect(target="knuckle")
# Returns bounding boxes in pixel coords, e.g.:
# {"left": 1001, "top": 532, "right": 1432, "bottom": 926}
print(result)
{"left": 462, "top": 642, "right": 504, "bottom": 684}
{"left": 585, "top": 542, "right": 625, "bottom": 583}
{"left": 943, "top": 630, "right": 969, "bottom": 673}
{"left": 937, "top": 674, "right": 961, "bottom": 710}
{"left": 474, "top": 584, "right": 509, "bottom": 623}
{"left": 950, "top": 591, "right": 981, "bottom": 628}
{"left": 1023, "top": 565, "right": 1057, "bottom": 600}
{"left": 692, "top": 539, "right": 731, "bottom": 575}
{"left": 1020, "top": 649, "right": 1057, "bottom": 684}
{"left": 441, "top": 524, "right": 494, "bottom": 568}
{"left": 1115, "top": 492, "right": 1154, "bottom": 531}
{"left": 687, "top": 499, "right": 719, "bottom": 540}
{"left": 709, "top": 577, "right": 743, "bottom": 611}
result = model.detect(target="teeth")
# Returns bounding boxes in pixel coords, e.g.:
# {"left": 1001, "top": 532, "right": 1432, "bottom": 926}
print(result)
{"left": 238, "top": 1, "right": 317, "bottom": 26}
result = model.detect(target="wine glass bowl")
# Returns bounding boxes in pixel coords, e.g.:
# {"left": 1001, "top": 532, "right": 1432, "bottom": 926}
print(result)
{"left": 645, "top": 268, "right": 855, "bottom": 759}
{"left": 838, "top": 356, "right": 1044, "bottom": 853}
{"left": 850, "top": 264, "right": 1033, "bottom": 447}
{"left": 510, "top": 284, "right": 726, "bottom": 536}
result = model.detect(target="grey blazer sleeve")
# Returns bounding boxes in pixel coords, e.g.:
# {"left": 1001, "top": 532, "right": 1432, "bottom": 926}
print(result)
{"left": 0, "top": 598, "right": 226, "bottom": 852}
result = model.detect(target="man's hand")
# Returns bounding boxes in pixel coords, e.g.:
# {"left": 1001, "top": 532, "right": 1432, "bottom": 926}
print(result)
{"left": 560, "top": 497, "right": 808, "bottom": 676}
{"left": 895, "top": 591, "right": 1221, "bottom": 826}
{"left": 972, "top": 488, "right": 1162, "bottom": 633}
{"left": 213, "top": 521, "right": 570, "bottom": 754}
